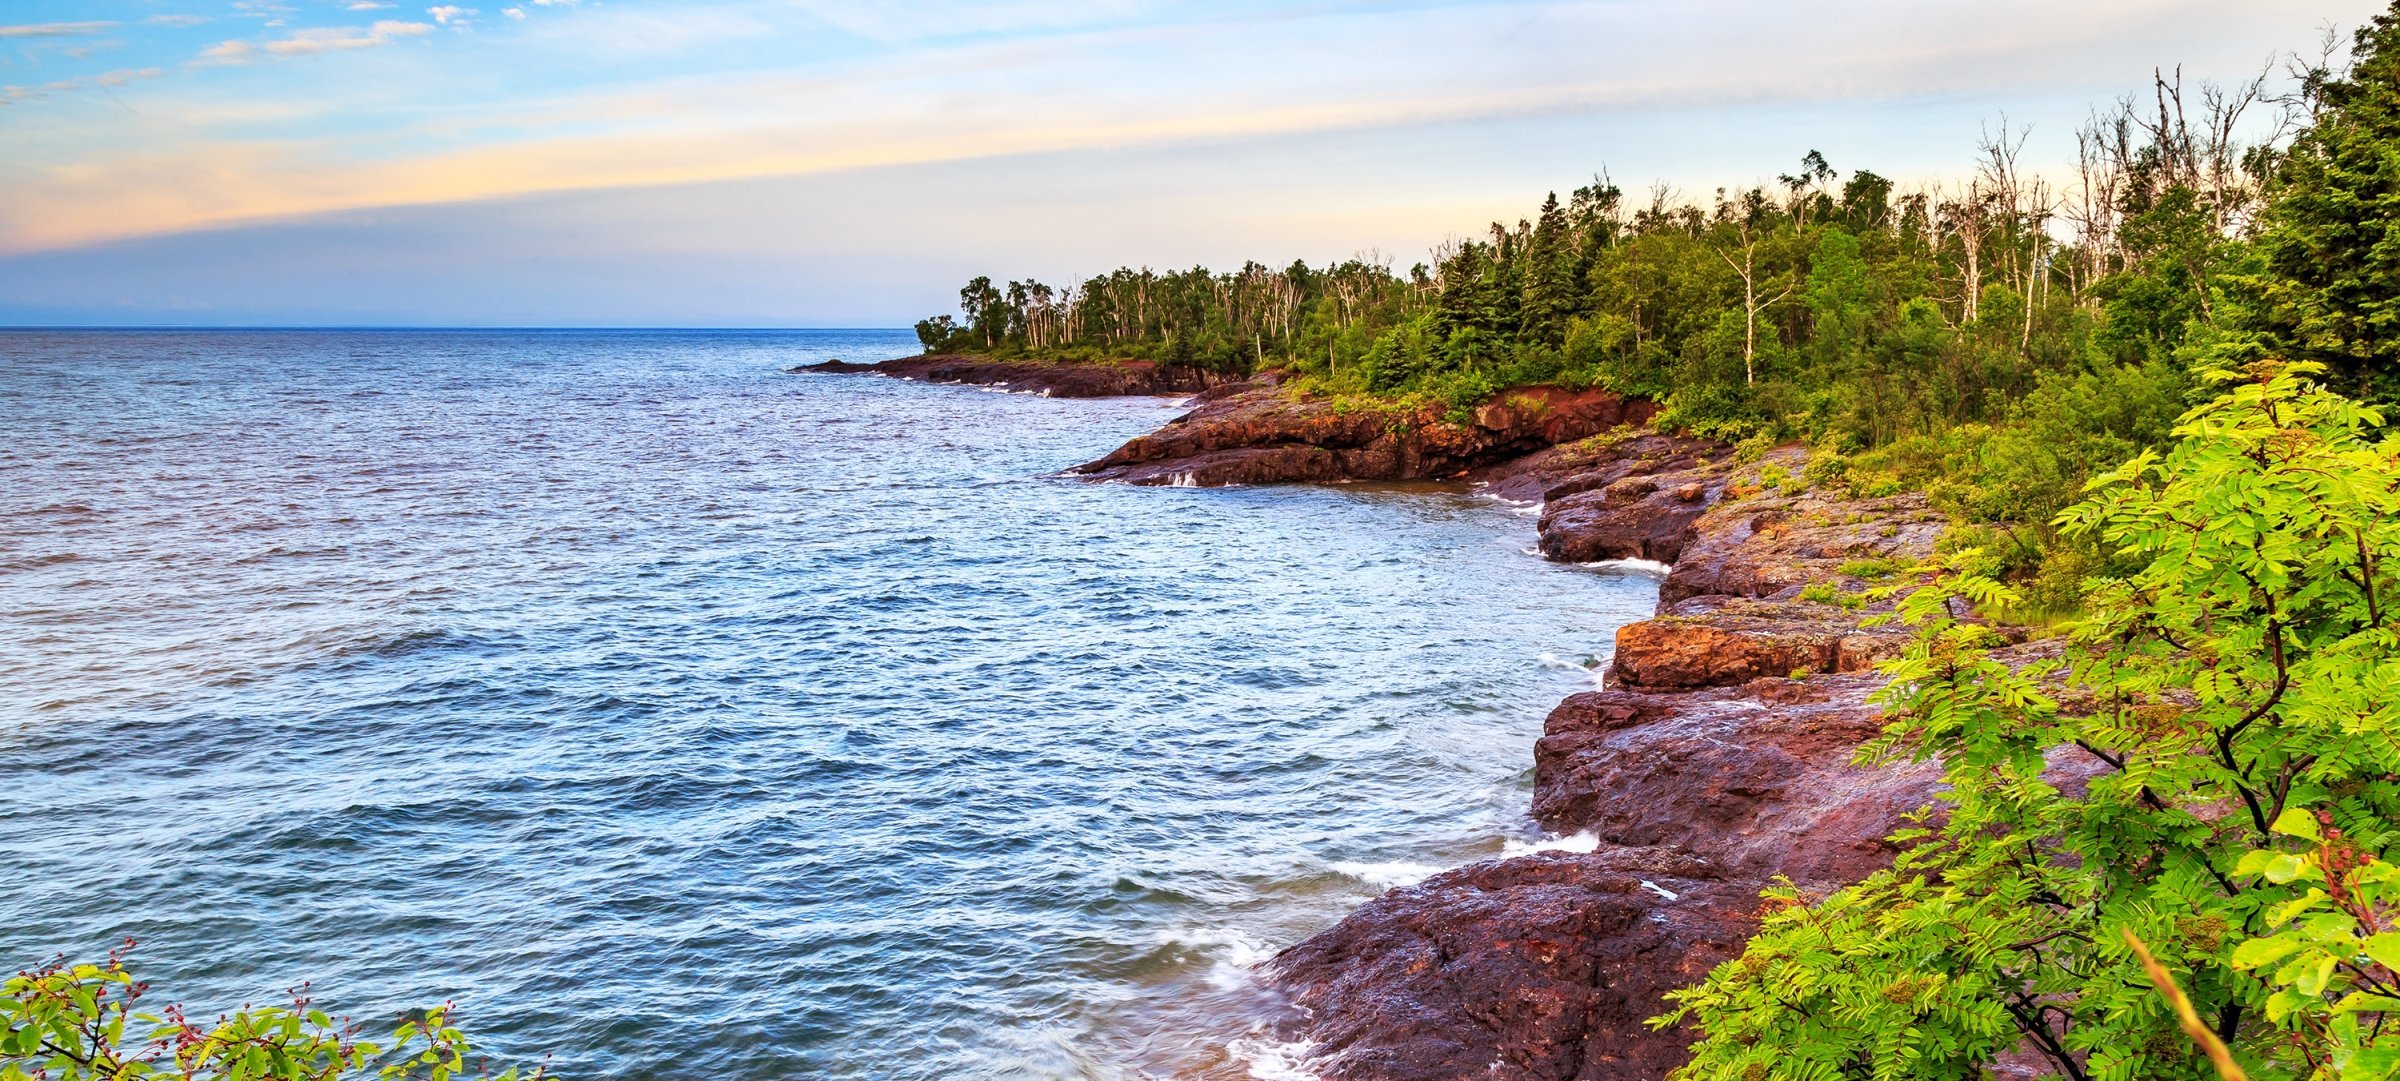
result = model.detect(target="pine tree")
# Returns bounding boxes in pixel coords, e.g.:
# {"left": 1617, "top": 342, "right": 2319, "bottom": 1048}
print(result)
{"left": 1522, "top": 192, "right": 1580, "bottom": 346}
{"left": 2251, "top": 5, "right": 2400, "bottom": 403}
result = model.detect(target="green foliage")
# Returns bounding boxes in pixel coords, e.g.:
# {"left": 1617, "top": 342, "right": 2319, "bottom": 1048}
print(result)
{"left": 1661, "top": 363, "right": 2400, "bottom": 1080}
{"left": 1, "top": 946, "right": 537, "bottom": 1081}
{"left": 1837, "top": 557, "right": 1910, "bottom": 581}
{"left": 1796, "top": 580, "right": 1866, "bottom": 611}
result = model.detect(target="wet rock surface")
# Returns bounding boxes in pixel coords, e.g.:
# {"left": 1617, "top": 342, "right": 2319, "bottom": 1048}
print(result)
{"left": 795, "top": 355, "right": 1237, "bottom": 397}
{"left": 1074, "top": 379, "right": 1657, "bottom": 486}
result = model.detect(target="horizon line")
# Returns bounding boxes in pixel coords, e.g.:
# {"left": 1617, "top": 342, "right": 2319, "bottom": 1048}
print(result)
{"left": 0, "top": 324, "right": 922, "bottom": 332}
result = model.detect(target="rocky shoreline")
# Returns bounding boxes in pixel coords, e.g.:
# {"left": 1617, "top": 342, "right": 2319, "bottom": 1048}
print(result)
{"left": 793, "top": 354, "right": 1240, "bottom": 398}
{"left": 810, "top": 360, "right": 1970, "bottom": 1080}
{"left": 1084, "top": 373, "right": 1980, "bottom": 1080}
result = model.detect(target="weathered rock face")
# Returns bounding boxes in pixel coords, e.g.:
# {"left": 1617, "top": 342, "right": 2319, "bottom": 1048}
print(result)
{"left": 1518, "top": 436, "right": 1729, "bottom": 563}
{"left": 1531, "top": 676, "right": 1942, "bottom": 886}
{"left": 1075, "top": 381, "right": 1657, "bottom": 486}
{"left": 1658, "top": 489, "right": 1946, "bottom": 607}
{"left": 1607, "top": 597, "right": 1913, "bottom": 691}
{"left": 1265, "top": 849, "right": 1754, "bottom": 1081}
{"left": 795, "top": 355, "right": 1236, "bottom": 397}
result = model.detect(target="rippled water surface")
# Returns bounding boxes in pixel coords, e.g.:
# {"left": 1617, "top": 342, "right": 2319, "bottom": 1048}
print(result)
{"left": 0, "top": 329, "right": 1659, "bottom": 1078}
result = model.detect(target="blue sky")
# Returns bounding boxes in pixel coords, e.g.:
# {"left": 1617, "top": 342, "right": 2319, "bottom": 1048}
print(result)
{"left": 0, "top": 0, "right": 2382, "bottom": 326}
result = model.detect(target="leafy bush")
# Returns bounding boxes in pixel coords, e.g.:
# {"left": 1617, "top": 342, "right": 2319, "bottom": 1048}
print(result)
{"left": 1796, "top": 581, "right": 1865, "bottom": 611}
{"left": 1661, "top": 363, "right": 2400, "bottom": 1080}
{"left": 2, "top": 944, "right": 538, "bottom": 1081}
{"left": 1836, "top": 557, "right": 1909, "bottom": 581}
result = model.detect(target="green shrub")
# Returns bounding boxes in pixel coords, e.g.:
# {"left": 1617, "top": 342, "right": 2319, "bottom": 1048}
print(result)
{"left": 1662, "top": 363, "right": 2400, "bottom": 1081}
{"left": 1795, "top": 580, "right": 1865, "bottom": 611}
{"left": 1, "top": 944, "right": 538, "bottom": 1081}
{"left": 1799, "top": 450, "right": 1851, "bottom": 492}
{"left": 1835, "top": 557, "right": 1907, "bottom": 581}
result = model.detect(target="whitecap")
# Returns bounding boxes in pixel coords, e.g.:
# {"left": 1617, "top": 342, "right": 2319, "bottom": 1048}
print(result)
{"left": 1153, "top": 926, "right": 1276, "bottom": 989}
{"left": 1329, "top": 859, "right": 1445, "bottom": 889}
{"left": 1578, "top": 557, "right": 1672, "bottom": 577}
{"left": 1502, "top": 831, "right": 1601, "bottom": 856}
{"left": 1227, "top": 1036, "right": 1323, "bottom": 1081}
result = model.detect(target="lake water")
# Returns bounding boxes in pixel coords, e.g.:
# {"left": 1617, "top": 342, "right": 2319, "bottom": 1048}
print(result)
{"left": 0, "top": 329, "right": 1658, "bottom": 1079}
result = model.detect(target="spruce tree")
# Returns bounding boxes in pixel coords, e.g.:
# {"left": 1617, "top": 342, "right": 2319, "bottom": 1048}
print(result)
{"left": 2252, "top": 4, "right": 2400, "bottom": 403}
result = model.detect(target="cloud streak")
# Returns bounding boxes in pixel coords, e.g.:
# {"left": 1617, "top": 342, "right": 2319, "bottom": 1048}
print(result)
{"left": 0, "top": 21, "right": 118, "bottom": 38}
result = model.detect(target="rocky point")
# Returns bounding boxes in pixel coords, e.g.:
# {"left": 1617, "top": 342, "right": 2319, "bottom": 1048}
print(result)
{"left": 795, "top": 354, "right": 1239, "bottom": 398}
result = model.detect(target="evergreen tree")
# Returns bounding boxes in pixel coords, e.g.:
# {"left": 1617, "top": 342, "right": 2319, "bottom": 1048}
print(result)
{"left": 2251, "top": 8, "right": 2400, "bottom": 403}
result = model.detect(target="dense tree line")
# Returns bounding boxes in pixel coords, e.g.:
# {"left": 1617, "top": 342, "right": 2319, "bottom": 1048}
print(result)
{"left": 919, "top": 79, "right": 2284, "bottom": 456}
{"left": 921, "top": 22, "right": 2400, "bottom": 613}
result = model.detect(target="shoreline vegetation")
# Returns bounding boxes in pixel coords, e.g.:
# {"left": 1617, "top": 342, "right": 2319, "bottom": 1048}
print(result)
{"left": 821, "top": 8, "right": 2400, "bottom": 1081}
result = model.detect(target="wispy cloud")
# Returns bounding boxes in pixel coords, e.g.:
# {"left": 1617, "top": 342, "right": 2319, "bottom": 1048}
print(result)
{"left": 145, "top": 15, "right": 213, "bottom": 28}
{"left": 276, "top": 20, "right": 433, "bottom": 53}
{"left": 96, "top": 67, "right": 167, "bottom": 87}
{"left": 197, "top": 20, "right": 437, "bottom": 64}
{"left": 427, "top": 6, "right": 477, "bottom": 26}
{"left": 0, "top": 21, "right": 117, "bottom": 38}
{"left": 194, "top": 39, "right": 254, "bottom": 65}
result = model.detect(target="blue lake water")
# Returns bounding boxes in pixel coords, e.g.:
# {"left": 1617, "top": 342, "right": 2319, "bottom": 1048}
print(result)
{"left": 0, "top": 329, "right": 1659, "bottom": 1079}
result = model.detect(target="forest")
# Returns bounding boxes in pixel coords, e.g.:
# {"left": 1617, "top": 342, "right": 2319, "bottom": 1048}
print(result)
{"left": 916, "top": 20, "right": 2400, "bottom": 613}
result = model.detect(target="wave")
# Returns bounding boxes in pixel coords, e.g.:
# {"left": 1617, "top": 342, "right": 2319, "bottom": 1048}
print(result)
{"left": 1579, "top": 557, "right": 1673, "bottom": 577}
{"left": 1328, "top": 859, "right": 1446, "bottom": 889}
{"left": 1501, "top": 831, "right": 1601, "bottom": 857}
{"left": 1226, "top": 1035, "right": 1323, "bottom": 1081}
{"left": 1152, "top": 926, "right": 1278, "bottom": 990}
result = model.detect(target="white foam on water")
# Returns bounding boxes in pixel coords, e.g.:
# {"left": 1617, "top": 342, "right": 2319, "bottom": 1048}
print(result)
{"left": 1228, "top": 1036, "right": 1323, "bottom": 1081}
{"left": 1579, "top": 557, "right": 1672, "bottom": 577}
{"left": 1167, "top": 472, "right": 1201, "bottom": 488}
{"left": 1329, "top": 859, "right": 1446, "bottom": 889}
{"left": 1535, "top": 651, "right": 1597, "bottom": 672}
{"left": 1502, "top": 831, "right": 1601, "bottom": 857}
{"left": 1154, "top": 926, "right": 1276, "bottom": 990}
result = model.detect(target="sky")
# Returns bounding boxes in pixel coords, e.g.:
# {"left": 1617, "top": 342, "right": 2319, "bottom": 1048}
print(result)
{"left": 0, "top": 0, "right": 2385, "bottom": 327}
